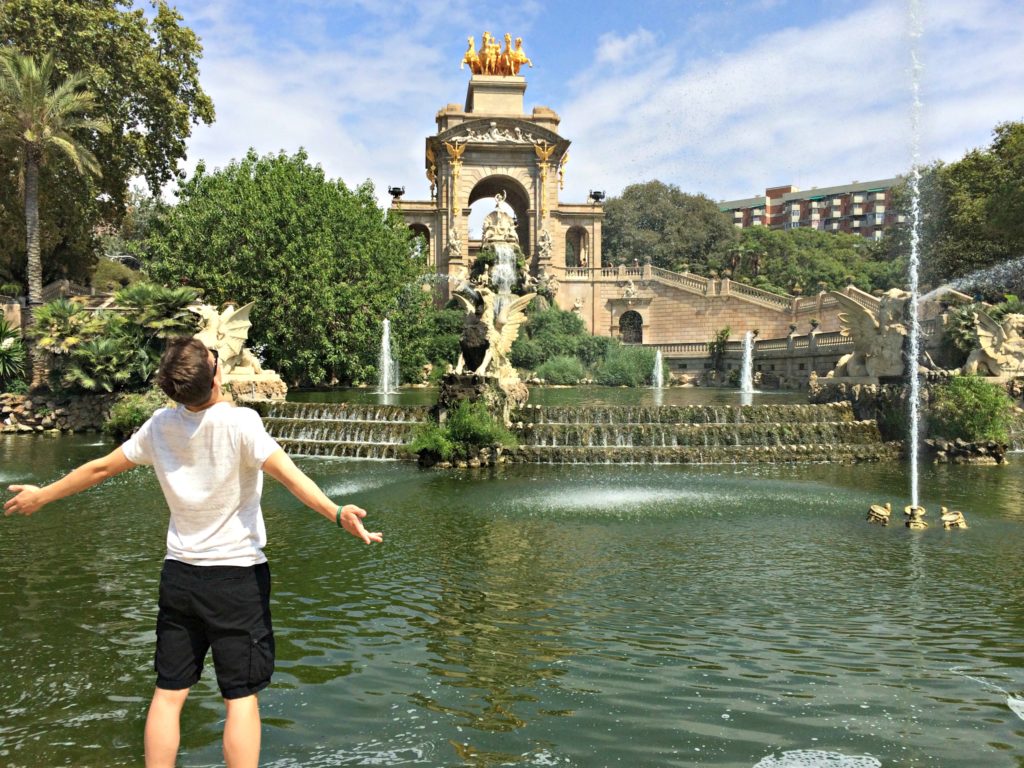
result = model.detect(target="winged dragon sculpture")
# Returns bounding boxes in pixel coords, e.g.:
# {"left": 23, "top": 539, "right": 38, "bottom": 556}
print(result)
{"left": 962, "top": 310, "right": 1024, "bottom": 377}
{"left": 829, "top": 289, "right": 910, "bottom": 379}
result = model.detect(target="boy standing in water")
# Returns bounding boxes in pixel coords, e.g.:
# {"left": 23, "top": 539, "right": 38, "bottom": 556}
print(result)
{"left": 4, "top": 338, "right": 382, "bottom": 767}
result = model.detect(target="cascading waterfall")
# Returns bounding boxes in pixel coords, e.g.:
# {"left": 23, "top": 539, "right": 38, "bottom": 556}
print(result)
{"left": 377, "top": 318, "right": 400, "bottom": 395}
{"left": 652, "top": 349, "right": 664, "bottom": 389}
{"left": 907, "top": 0, "right": 924, "bottom": 507}
{"left": 740, "top": 331, "right": 755, "bottom": 394}
{"left": 491, "top": 243, "right": 517, "bottom": 317}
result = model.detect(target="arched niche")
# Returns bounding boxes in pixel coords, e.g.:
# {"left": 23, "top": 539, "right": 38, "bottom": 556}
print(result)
{"left": 565, "top": 226, "right": 589, "bottom": 268}
{"left": 467, "top": 175, "right": 531, "bottom": 254}
{"left": 619, "top": 310, "right": 643, "bottom": 344}
{"left": 408, "top": 224, "right": 430, "bottom": 259}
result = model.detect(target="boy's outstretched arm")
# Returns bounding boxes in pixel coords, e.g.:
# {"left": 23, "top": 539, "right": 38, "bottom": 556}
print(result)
{"left": 261, "top": 449, "right": 383, "bottom": 544}
{"left": 4, "top": 447, "right": 137, "bottom": 517}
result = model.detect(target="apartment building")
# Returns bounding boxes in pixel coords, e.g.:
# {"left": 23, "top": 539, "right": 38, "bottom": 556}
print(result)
{"left": 719, "top": 178, "right": 905, "bottom": 240}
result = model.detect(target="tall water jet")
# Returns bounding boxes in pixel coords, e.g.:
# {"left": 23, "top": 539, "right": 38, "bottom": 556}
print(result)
{"left": 377, "top": 318, "right": 400, "bottom": 395}
{"left": 740, "top": 331, "right": 755, "bottom": 395}
{"left": 652, "top": 349, "right": 664, "bottom": 389}
{"left": 907, "top": 0, "right": 924, "bottom": 508}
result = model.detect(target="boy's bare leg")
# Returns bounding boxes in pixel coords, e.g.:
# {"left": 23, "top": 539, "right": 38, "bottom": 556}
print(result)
{"left": 145, "top": 687, "right": 189, "bottom": 767}
{"left": 223, "top": 694, "right": 261, "bottom": 768}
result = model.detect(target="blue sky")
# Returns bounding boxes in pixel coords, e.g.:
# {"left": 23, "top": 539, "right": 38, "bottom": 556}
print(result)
{"left": 170, "top": 0, "right": 1024, "bottom": 206}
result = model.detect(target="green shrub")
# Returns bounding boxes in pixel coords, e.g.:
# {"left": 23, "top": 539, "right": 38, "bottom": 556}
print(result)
{"left": 576, "top": 334, "right": 612, "bottom": 366}
{"left": 593, "top": 341, "right": 657, "bottom": 387}
{"left": 929, "top": 375, "right": 1014, "bottom": 443}
{"left": 0, "top": 318, "right": 26, "bottom": 390}
{"left": 92, "top": 259, "right": 143, "bottom": 292}
{"left": 409, "top": 421, "right": 455, "bottom": 462}
{"left": 536, "top": 355, "right": 585, "bottom": 384}
{"left": 708, "top": 326, "right": 731, "bottom": 373}
{"left": 411, "top": 400, "right": 517, "bottom": 463}
{"left": 446, "top": 400, "right": 517, "bottom": 453}
{"left": 510, "top": 337, "right": 544, "bottom": 370}
{"left": 105, "top": 388, "right": 172, "bottom": 441}
{"left": 0, "top": 282, "right": 22, "bottom": 298}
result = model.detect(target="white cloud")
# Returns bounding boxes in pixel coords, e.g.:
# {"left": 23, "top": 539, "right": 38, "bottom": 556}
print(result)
{"left": 595, "top": 28, "right": 656, "bottom": 65}
{"left": 171, "top": 0, "right": 1024, "bottom": 209}
{"left": 557, "top": 0, "right": 1024, "bottom": 202}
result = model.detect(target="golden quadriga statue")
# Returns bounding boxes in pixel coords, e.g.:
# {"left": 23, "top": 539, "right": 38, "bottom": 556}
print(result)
{"left": 461, "top": 32, "right": 532, "bottom": 76}
{"left": 193, "top": 302, "right": 287, "bottom": 401}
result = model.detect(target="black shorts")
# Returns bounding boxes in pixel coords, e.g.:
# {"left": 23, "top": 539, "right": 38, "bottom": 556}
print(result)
{"left": 155, "top": 559, "right": 274, "bottom": 700}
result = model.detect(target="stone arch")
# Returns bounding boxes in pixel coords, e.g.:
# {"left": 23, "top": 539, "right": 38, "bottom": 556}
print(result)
{"left": 565, "top": 225, "right": 589, "bottom": 268}
{"left": 619, "top": 310, "right": 643, "bottom": 344}
{"left": 408, "top": 224, "right": 430, "bottom": 259}
{"left": 466, "top": 172, "right": 532, "bottom": 252}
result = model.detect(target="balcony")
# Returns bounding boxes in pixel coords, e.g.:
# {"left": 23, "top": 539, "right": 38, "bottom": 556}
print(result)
{"left": 851, "top": 194, "right": 866, "bottom": 203}
{"left": 831, "top": 197, "right": 844, "bottom": 205}
{"left": 874, "top": 204, "right": 886, "bottom": 213}
{"left": 831, "top": 207, "right": 843, "bottom": 217}
{"left": 851, "top": 206, "right": 864, "bottom": 216}
{"left": 851, "top": 219, "right": 861, "bottom": 228}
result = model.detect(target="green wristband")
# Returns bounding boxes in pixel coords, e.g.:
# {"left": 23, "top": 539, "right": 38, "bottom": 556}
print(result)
{"left": 335, "top": 506, "right": 343, "bottom": 528}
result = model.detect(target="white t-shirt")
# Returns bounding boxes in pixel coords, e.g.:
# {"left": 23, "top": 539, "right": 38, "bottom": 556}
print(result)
{"left": 122, "top": 402, "right": 281, "bottom": 567}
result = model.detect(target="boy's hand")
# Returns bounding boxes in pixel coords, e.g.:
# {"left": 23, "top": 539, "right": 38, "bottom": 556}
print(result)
{"left": 5, "top": 485, "right": 44, "bottom": 517}
{"left": 338, "top": 504, "right": 383, "bottom": 544}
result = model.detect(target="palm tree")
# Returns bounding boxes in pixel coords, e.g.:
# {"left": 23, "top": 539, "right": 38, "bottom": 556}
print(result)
{"left": 0, "top": 50, "right": 109, "bottom": 386}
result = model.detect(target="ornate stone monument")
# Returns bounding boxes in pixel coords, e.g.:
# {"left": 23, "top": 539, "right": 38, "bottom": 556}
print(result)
{"left": 393, "top": 33, "right": 603, "bottom": 320}
{"left": 961, "top": 310, "right": 1024, "bottom": 379}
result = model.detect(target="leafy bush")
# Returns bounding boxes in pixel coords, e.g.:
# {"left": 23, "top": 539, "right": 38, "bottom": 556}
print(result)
{"left": 0, "top": 318, "right": 26, "bottom": 389}
{"left": 0, "top": 282, "right": 22, "bottom": 298}
{"left": 446, "top": 400, "right": 517, "bottom": 452}
{"left": 929, "top": 375, "right": 1014, "bottom": 443}
{"left": 411, "top": 400, "right": 517, "bottom": 463}
{"left": 29, "top": 282, "right": 198, "bottom": 393}
{"left": 510, "top": 337, "right": 544, "bottom": 370}
{"left": 708, "top": 327, "right": 731, "bottom": 374}
{"left": 105, "top": 388, "right": 172, "bottom": 441}
{"left": 422, "top": 307, "right": 464, "bottom": 370}
{"left": 408, "top": 421, "right": 456, "bottom": 462}
{"left": 536, "top": 355, "right": 585, "bottom": 384}
{"left": 92, "top": 259, "right": 142, "bottom": 292}
{"left": 593, "top": 341, "right": 657, "bottom": 387}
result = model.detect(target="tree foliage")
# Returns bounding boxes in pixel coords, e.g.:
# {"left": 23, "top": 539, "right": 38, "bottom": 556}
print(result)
{"left": 0, "top": 0, "right": 214, "bottom": 285}
{"left": 890, "top": 121, "right": 1024, "bottom": 298}
{"left": 145, "top": 150, "right": 433, "bottom": 387}
{"left": 602, "top": 181, "right": 736, "bottom": 271}
{"left": 708, "top": 226, "right": 906, "bottom": 295}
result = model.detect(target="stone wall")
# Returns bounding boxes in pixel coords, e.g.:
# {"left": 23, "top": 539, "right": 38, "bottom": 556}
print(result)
{"left": 1, "top": 392, "right": 118, "bottom": 433}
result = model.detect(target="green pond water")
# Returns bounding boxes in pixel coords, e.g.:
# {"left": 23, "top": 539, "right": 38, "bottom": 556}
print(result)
{"left": 1, "top": 432, "right": 1023, "bottom": 767}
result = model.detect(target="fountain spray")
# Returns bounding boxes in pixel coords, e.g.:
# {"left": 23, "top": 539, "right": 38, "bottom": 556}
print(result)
{"left": 906, "top": 0, "right": 924, "bottom": 509}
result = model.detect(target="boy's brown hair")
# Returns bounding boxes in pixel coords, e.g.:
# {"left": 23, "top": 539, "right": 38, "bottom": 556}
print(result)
{"left": 156, "top": 338, "right": 216, "bottom": 407}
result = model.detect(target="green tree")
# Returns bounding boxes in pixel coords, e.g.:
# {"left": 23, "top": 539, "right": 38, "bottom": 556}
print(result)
{"left": 889, "top": 121, "right": 1024, "bottom": 298}
{"left": 603, "top": 181, "right": 736, "bottom": 271}
{"left": 146, "top": 150, "right": 433, "bottom": 387}
{"left": 0, "top": 51, "right": 109, "bottom": 383}
{"left": 709, "top": 227, "right": 905, "bottom": 296}
{"left": 0, "top": 0, "right": 214, "bottom": 285}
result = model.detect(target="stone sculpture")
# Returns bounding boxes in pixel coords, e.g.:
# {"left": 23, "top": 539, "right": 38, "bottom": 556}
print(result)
{"left": 830, "top": 289, "right": 911, "bottom": 379}
{"left": 867, "top": 502, "right": 892, "bottom": 525}
{"left": 940, "top": 506, "right": 968, "bottom": 530}
{"left": 962, "top": 310, "right": 1024, "bottom": 378}
{"left": 192, "top": 301, "right": 286, "bottom": 400}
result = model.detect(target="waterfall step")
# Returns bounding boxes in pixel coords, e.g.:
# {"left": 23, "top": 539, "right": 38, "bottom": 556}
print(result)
{"left": 257, "top": 402, "right": 429, "bottom": 423}
{"left": 508, "top": 443, "right": 901, "bottom": 465}
{"left": 513, "top": 402, "right": 855, "bottom": 425}
{"left": 517, "top": 421, "right": 882, "bottom": 448}
{"left": 275, "top": 438, "right": 408, "bottom": 460}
